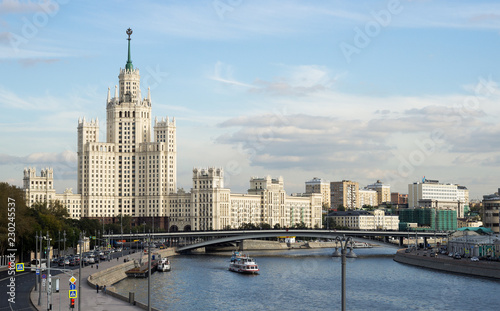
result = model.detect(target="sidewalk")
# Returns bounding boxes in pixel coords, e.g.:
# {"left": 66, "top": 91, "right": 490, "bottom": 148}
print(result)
{"left": 30, "top": 250, "right": 145, "bottom": 311}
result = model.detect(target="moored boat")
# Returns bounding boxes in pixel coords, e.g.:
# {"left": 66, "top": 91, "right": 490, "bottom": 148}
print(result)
{"left": 157, "top": 257, "right": 171, "bottom": 272}
{"left": 228, "top": 251, "right": 259, "bottom": 274}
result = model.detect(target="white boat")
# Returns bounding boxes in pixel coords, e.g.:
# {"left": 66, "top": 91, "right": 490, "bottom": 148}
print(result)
{"left": 353, "top": 242, "right": 372, "bottom": 248}
{"left": 156, "top": 257, "right": 171, "bottom": 272}
{"left": 228, "top": 251, "right": 259, "bottom": 274}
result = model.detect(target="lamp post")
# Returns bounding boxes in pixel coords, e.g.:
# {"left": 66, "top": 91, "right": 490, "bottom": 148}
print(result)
{"left": 78, "top": 232, "right": 83, "bottom": 311}
{"left": 332, "top": 235, "right": 356, "bottom": 311}
{"left": 63, "top": 230, "right": 66, "bottom": 259}
{"left": 35, "top": 232, "right": 38, "bottom": 292}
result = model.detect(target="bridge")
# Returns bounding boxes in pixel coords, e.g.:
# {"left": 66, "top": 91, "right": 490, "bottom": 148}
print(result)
{"left": 104, "top": 229, "right": 448, "bottom": 252}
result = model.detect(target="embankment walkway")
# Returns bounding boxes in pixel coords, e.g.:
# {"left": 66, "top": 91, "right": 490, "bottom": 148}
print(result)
{"left": 30, "top": 248, "right": 175, "bottom": 311}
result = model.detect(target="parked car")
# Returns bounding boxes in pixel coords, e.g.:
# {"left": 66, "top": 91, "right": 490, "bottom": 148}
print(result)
{"left": 454, "top": 254, "right": 462, "bottom": 260}
{"left": 471, "top": 257, "right": 479, "bottom": 262}
{"left": 88, "top": 255, "right": 96, "bottom": 264}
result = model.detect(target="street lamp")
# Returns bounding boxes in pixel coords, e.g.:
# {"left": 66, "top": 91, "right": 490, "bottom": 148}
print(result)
{"left": 332, "top": 235, "right": 357, "bottom": 311}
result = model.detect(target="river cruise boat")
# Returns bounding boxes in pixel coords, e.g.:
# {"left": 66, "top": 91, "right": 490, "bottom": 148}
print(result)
{"left": 229, "top": 251, "right": 259, "bottom": 274}
{"left": 157, "top": 257, "right": 171, "bottom": 272}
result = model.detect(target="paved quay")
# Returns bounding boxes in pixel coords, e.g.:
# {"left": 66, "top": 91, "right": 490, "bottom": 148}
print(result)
{"left": 394, "top": 248, "right": 500, "bottom": 279}
{"left": 30, "top": 250, "right": 146, "bottom": 311}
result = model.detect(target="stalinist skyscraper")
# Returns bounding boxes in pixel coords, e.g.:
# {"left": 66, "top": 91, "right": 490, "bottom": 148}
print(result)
{"left": 77, "top": 28, "right": 176, "bottom": 219}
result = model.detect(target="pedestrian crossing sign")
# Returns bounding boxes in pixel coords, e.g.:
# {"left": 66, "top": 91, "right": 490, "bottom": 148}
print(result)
{"left": 69, "top": 290, "right": 77, "bottom": 298}
{"left": 16, "top": 263, "right": 24, "bottom": 272}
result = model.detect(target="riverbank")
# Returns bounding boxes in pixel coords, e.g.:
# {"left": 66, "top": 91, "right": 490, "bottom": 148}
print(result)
{"left": 393, "top": 248, "right": 500, "bottom": 279}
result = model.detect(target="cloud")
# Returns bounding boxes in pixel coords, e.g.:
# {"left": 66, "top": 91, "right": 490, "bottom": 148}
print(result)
{"left": 0, "top": 150, "right": 76, "bottom": 165}
{"left": 18, "top": 58, "right": 60, "bottom": 66}
{"left": 0, "top": 32, "right": 11, "bottom": 44}
{"left": 0, "top": 0, "right": 46, "bottom": 14}
{"left": 0, "top": 150, "right": 77, "bottom": 180}
{"left": 211, "top": 63, "right": 341, "bottom": 96}
{"left": 209, "top": 61, "right": 253, "bottom": 88}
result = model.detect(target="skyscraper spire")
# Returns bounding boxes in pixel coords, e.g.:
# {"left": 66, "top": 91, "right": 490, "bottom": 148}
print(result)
{"left": 125, "top": 28, "right": 133, "bottom": 71}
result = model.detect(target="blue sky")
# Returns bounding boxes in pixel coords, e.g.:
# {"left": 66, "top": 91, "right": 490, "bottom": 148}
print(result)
{"left": 1, "top": 0, "right": 500, "bottom": 200}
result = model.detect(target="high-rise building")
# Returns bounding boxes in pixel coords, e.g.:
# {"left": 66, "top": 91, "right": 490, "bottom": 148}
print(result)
{"left": 408, "top": 179, "right": 469, "bottom": 218}
{"left": 482, "top": 188, "right": 500, "bottom": 233}
{"left": 366, "top": 180, "right": 391, "bottom": 205}
{"left": 305, "top": 177, "right": 330, "bottom": 208}
{"left": 77, "top": 29, "right": 176, "bottom": 219}
{"left": 330, "top": 180, "right": 359, "bottom": 210}
{"left": 359, "top": 188, "right": 377, "bottom": 207}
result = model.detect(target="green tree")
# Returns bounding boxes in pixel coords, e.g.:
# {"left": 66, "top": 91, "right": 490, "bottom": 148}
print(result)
{"left": 239, "top": 223, "right": 257, "bottom": 230}
{"left": 337, "top": 205, "right": 346, "bottom": 211}
{"left": 259, "top": 222, "right": 271, "bottom": 230}
{"left": 273, "top": 223, "right": 281, "bottom": 229}
{"left": 293, "top": 221, "right": 307, "bottom": 229}
{"left": 0, "top": 183, "right": 36, "bottom": 261}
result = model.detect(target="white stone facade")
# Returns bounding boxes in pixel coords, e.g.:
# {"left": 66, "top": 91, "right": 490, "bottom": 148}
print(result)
{"left": 408, "top": 179, "right": 469, "bottom": 218}
{"left": 327, "top": 210, "right": 399, "bottom": 230}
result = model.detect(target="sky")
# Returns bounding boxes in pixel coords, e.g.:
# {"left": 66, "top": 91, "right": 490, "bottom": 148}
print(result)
{"left": 1, "top": 0, "right": 500, "bottom": 200}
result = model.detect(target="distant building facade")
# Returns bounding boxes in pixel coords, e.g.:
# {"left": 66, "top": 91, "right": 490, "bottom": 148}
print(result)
{"left": 399, "top": 208, "right": 457, "bottom": 231}
{"left": 330, "top": 180, "right": 359, "bottom": 210}
{"left": 482, "top": 188, "right": 500, "bottom": 234}
{"left": 391, "top": 192, "right": 408, "bottom": 205}
{"left": 359, "top": 188, "right": 377, "bottom": 207}
{"left": 408, "top": 179, "right": 469, "bottom": 218}
{"left": 24, "top": 168, "right": 81, "bottom": 219}
{"left": 305, "top": 177, "right": 330, "bottom": 208}
{"left": 326, "top": 209, "right": 399, "bottom": 230}
{"left": 366, "top": 180, "right": 391, "bottom": 205}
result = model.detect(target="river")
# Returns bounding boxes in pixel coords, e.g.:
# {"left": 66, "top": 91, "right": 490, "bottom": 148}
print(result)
{"left": 113, "top": 246, "right": 500, "bottom": 310}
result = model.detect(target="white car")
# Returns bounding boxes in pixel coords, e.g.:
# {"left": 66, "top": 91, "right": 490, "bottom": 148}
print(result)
{"left": 30, "top": 259, "right": 47, "bottom": 272}
{"left": 471, "top": 257, "right": 479, "bottom": 262}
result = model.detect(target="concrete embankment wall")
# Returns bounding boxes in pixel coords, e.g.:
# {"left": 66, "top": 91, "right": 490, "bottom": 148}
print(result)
{"left": 394, "top": 250, "right": 500, "bottom": 279}
{"left": 87, "top": 248, "right": 176, "bottom": 311}
{"left": 241, "top": 240, "right": 338, "bottom": 250}
{"left": 242, "top": 240, "right": 289, "bottom": 250}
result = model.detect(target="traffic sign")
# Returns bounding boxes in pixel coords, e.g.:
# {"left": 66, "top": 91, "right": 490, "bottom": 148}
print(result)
{"left": 16, "top": 263, "right": 24, "bottom": 272}
{"left": 36, "top": 269, "right": 40, "bottom": 275}
{"left": 69, "top": 276, "right": 77, "bottom": 284}
{"left": 69, "top": 283, "right": 76, "bottom": 290}
{"left": 42, "top": 274, "right": 47, "bottom": 279}
{"left": 69, "top": 290, "right": 77, "bottom": 298}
